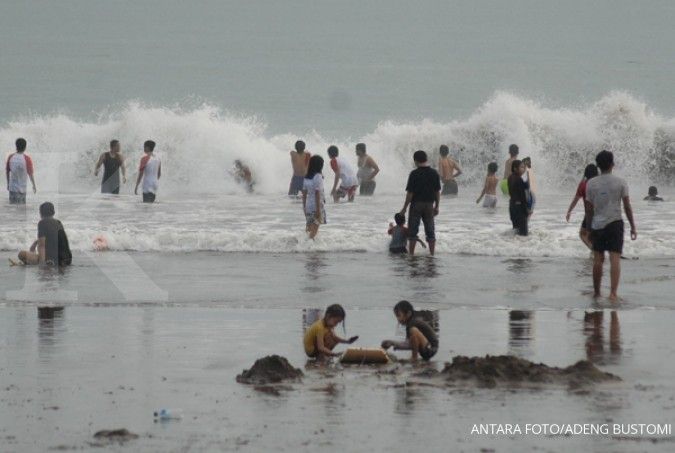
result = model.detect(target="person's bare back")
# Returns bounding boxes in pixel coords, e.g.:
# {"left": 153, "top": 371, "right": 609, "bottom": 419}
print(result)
{"left": 290, "top": 151, "right": 310, "bottom": 176}
{"left": 504, "top": 157, "right": 515, "bottom": 179}
{"left": 485, "top": 174, "right": 498, "bottom": 195}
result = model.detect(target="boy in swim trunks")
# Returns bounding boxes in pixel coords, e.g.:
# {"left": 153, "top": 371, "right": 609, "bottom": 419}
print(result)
{"left": 476, "top": 162, "right": 499, "bottom": 208}
{"left": 327, "top": 146, "right": 358, "bottom": 202}
{"left": 289, "top": 140, "right": 311, "bottom": 197}
{"left": 381, "top": 300, "right": 438, "bottom": 361}
{"left": 438, "top": 145, "right": 462, "bottom": 195}
{"left": 356, "top": 143, "right": 380, "bottom": 196}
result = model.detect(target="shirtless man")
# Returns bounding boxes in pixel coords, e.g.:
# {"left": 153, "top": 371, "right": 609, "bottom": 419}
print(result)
{"left": 355, "top": 143, "right": 380, "bottom": 196}
{"left": 289, "top": 140, "right": 311, "bottom": 197}
{"left": 501, "top": 144, "right": 519, "bottom": 195}
{"left": 438, "top": 145, "right": 462, "bottom": 195}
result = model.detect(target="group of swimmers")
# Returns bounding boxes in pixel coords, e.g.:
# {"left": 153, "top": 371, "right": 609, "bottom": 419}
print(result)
{"left": 303, "top": 300, "right": 438, "bottom": 362}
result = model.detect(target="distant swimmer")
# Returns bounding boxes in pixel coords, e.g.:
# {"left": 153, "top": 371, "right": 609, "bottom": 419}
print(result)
{"left": 508, "top": 159, "right": 530, "bottom": 236}
{"left": 6, "top": 138, "right": 36, "bottom": 205}
{"left": 233, "top": 160, "right": 254, "bottom": 193}
{"left": 289, "top": 140, "right": 311, "bottom": 197}
{"left": 644, "top": 186, "right": 664, "bottom": 201}
{"left": 566, "top": 164, "right": 599, "bottom": 250}
{"left": 476, "top": 162, "right": 499, "bottom": 208}
{"left": 302, "top": 155, "right": 326, "bottom": 239}
{"left": 438, "top": 145, "right": 462, "bottom": 196}
{"left": 585, "top": 150, "right": 637, "bottom": 301}
{"left": 303, "top": 304, "right": 358, "bottom": 359}
{"left": 381, "top": 301, "right": 438, "bottom": 362}
{"left": 388, "top": 212, "right": 426, "bottom": 254}
{"left": 17, "top": 202, "right": 72, "bottom": 267}
{"left": 501, "top": 144, "right": 519, "bottom": 195}
{"left": 355, "top": 143, "right": 379, "bottom": 196}
{"left": 134, "top": 140, "right": 161, "bottom": 203}
{"left": 327, "top": 146, "right": 358, "bottom": 203}
{"left": 522, "top": 157, "right": 536, "bottom": 217}
{"left": 94, "top": 140, "right": 126, "bottom": 194}
{"left": 399, "top": 150, "right": 441, "bottom": 256}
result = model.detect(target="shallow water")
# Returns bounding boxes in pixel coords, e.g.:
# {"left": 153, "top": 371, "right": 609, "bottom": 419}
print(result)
{"left": 2, "top": 306, "right": 675, "bottom": 452}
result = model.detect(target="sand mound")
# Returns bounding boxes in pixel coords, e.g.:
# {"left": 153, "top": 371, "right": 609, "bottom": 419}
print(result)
{"left": 91, "top": 429, "right": 139, "bottom": 444}
{"left": 439, "top": 355, "right": 620, "bottom": 388}
{"left": 236, "top": 355, "right": 303, "bottom": 385}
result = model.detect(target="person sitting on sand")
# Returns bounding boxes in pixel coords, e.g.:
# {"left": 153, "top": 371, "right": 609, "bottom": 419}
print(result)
{"left": 500, "top": 144, "right": 519, "bottom": 195}
{"left": 438, "top": 145, "right": 462, "bottom": 196}
{"left": 303, "top": 304, "right": 358, "bottom": 359}
{"left": 328, "top": 145, "right": 358, "bottom": 202}
{"left": 566, "top": 164, "right": 599, "bottom": 250}
{"left": 233, "top": 160, "right": 254, "bottom": 193}
{"left": 302, "top": 155, "right": 326, "bottom": 239}
{"left": 388, "top": 213, "right": 426, "bottom": 254}
{"left": 644, "top": 186, "right": 664, "bottom": 201}
{"left": 476, "top": 162, "right": 499, "bottom": 208}
{"left": 289, "top": 140, "right": 311, "bottom": 197}
{"left": 17, "top": 202, "right": 72, "bottom": 267}
{"left": 381, "top": 300, "right": 438, "bottom": 361}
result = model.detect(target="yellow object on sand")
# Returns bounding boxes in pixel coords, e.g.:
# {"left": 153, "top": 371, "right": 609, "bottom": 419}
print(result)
{"left": 340, "top": 347, "right": 389, "bottom": 364}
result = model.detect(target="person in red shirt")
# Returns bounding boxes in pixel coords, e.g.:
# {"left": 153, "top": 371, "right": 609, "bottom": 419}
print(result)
{"left": 6, "top": 138, "right": 36, "bottom": 205}
{"left": 565, "top": 164, "right": 599, "bottom": 250}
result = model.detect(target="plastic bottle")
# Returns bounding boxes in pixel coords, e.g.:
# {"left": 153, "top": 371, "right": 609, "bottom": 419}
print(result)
{"left": 153, "top": 409, "right": 183, "bottom": 420}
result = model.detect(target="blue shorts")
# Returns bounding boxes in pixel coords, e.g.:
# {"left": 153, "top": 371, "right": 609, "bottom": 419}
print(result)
{"left": 289, "top": 176, "right": 304, "bottom": 196}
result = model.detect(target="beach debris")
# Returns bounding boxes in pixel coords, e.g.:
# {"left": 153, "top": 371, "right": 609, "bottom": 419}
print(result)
{"left": 236, "top": 355, "right": 303, "bottom": 385}
{"left": 437, "top": 355, "right": 620, "bottom": 388}
{"left": 92, "top": 428, "right": 138, "bottom": 443}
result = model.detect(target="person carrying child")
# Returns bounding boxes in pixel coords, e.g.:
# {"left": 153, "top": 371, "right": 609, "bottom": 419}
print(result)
{"left": 303, "top": 304, "right": 358, "bottom": 359}
{"left": 388, "top": 213, "right": 426, "bottom": 254}
{"left": 476, "top": 162, "right": 499, "bottom": 208}
{"left": 381, "top": 300, "right": 438, "bottom": 361}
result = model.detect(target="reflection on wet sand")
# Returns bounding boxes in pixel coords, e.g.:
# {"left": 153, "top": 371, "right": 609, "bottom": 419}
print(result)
{"left": 583, "top": 310, "right": 622, "bottom": 365}
{"left": 302, "top": 253, "right": 327, "bottom": 294}
{"left": 503, "top": 258, "right": 534, "bottom": 274}
{"left": 388, "top": 255, "right": 440, "bottom": 279}
{"left": 508, "top": 310, "right": 534, "bottom": 357}
{"left": 37, "top": 306, "right": 65, "bottom": 356}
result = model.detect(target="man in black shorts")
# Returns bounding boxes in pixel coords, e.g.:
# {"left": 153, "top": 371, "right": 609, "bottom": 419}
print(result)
{"left": 399, "top": 150, "right": 441, "bottom": 256}
{"left": 585, "top": 150, "right": 637, "bottom": 301}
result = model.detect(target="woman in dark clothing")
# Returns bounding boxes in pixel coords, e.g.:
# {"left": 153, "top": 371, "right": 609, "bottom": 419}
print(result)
{"left": 508, "top": 160, "right": 530, "bottom": 236}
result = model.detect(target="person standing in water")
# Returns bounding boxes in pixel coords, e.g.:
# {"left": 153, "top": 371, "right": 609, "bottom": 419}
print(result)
{"left": 522, "top": 157, "right": 536, "bottom": 217}
{"left": 6, "top": 138, "right": 36, "bottom": 205}
{"left": 585, "top": 150, "right": 637, "bottom": 301}
{"left": 355, "top": 143, "right": 380, "bottom": 196}
{"left": 327, "top": 146, "right": 358, "bottom": 202}
{"left": 302, "top": 155, "right": 326, "bottom": 239}
{"left": 566, "top": 164, "right": 599, "bottom": 250}
{"left": 289, "top": 140, "right": 311, "bottom": 197}
{"left": 476, "top": 162, "right": 499, "bottom": 208}
{"left": 438, "top": 145, "right": 462, "bottom": 196}
{"left": 399, "top": 150, "right": 441, "bottom": 256}
{"left": 94, "top": 140, "right": 126, "bottom": 194}
{"left": 644, "top": 186, "right": 664, "bottom": 201}
{"left": 134, "top": 140, "right": 161, "bottom": 203}
{"left": 233, "top": 160, "right": 254, "bottom": 193}
{"left": 501, "top": 144, "right": 519, "bottom": 195}
{"left": 508, "top": 160, "right": 530, "bottom": 236}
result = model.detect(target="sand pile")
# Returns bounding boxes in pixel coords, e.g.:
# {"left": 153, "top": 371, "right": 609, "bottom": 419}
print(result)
{"left": 236, "top": 355, "right": 303, "bottom": 385}
{"left": 438, "top": 355, "right": 620, "bottom": 388}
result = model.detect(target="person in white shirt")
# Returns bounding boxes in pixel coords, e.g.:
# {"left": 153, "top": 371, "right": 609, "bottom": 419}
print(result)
{"left": 5, "top": 138, "right": 36, "bottom": 205}
{"left": 585, "top": 150, "right": 637, "bottom": 301}
{"left": 302, "top": 155, "right": 326, "bottom": 239}
{"left": 327, "top": 145, "right": 358, "bottom": 203}
{"left": 134, "top": 140, "right": 161, "bottom": 203}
